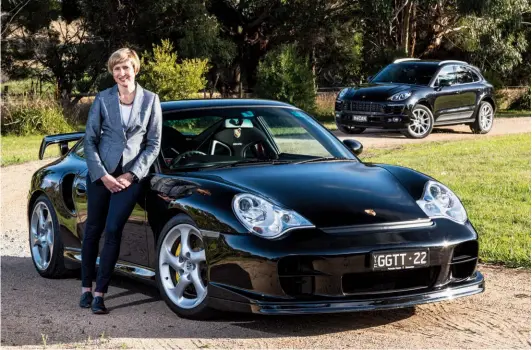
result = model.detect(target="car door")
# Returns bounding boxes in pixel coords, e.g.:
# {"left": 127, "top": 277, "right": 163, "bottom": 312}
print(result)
{"left": 431, "top": 65, "right": 463, "bottom": 122}
{"left": 71, "top": 142, "right": 150, "bottom": 268}
{"left": 455, "top": 65, "right": 482, "bottom": 119}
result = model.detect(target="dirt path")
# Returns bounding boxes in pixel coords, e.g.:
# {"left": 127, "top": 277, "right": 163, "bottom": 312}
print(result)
{"left": 333, "top": 117, "right": 531, "bottom": 148}
{"left": 1, "top": 119, "right": 530, "bottom": 349}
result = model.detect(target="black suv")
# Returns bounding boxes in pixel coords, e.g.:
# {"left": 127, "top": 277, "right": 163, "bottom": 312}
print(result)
{"left": 334, "top": 59, "right": 496, "bottom": 138}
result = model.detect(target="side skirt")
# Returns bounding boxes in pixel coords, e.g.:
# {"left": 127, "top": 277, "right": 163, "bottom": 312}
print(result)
{"left": 64, "top": 248, "right": 156, "bottom": 283}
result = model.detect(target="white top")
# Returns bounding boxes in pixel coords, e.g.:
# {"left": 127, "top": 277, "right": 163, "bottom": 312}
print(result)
{"left": 120, "top": 103, "right": 133, "bottom": 128}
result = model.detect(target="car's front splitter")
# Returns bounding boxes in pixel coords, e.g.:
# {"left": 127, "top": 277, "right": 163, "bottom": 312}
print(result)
{"left": 207, "top": 271, "right": 484, "bottom": 315}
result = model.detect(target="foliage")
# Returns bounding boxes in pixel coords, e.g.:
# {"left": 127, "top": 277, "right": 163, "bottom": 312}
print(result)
{"left": 363, "top": 133, "right": 531, "bottom": 268}
{"left": 508, "top": 87, "right": 531, "bottom": 111}
{"left": 1, "top": 98, "right": 74, "bottom": 136}
{"left": 138, "top": 40, "right": 209, "bottom": 101}
{"left": 256, "top": 44, "right": 317, "bottom": 111}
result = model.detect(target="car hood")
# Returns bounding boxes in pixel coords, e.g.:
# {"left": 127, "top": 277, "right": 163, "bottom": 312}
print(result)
{"left": 196, "top": 161, "right": 428, "bottom": 227}
{"left": 344, "top": 84, "right": 413, "bottom": 102}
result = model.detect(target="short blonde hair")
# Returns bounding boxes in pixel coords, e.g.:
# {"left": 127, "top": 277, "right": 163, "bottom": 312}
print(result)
{"left": 107, "top": 48, "right": 140, "bottom": 74}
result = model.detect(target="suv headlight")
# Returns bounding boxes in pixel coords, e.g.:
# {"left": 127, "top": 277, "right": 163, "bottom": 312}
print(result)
{"left": 416, "top": 181, "right": 467, "bottom": 224}
{"left": 232, "top": 193, "right": 314, "bottom": 239}
{"left": 389, "top": 91, "right": 412, "bottom": 101}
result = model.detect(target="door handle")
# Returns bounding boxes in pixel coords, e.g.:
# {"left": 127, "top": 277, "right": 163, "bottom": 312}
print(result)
{"left": 75, "top": 183, "right": 86, "bottom": 196}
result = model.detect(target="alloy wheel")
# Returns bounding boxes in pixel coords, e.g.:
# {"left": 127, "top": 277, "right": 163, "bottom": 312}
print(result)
{"left": 408, "top": 108, "right": 431, "bottom": 137}
{"left": 159, "top": 224, "right": 207, "bottom": 309}
{"left": 30, "top": 202, "right": 54, "bottom": 270}
{"left": 479, "top": 104, "right": 494, "bottom": 131}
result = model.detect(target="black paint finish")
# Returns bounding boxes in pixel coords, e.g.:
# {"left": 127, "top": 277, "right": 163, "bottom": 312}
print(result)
{"left": 28, "top": 99, "right": 484, "bottom": 315}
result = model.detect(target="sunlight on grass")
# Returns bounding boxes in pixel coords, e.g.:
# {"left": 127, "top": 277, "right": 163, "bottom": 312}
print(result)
{"left": 361, "top": 133, "right": 531, "bottom": 268}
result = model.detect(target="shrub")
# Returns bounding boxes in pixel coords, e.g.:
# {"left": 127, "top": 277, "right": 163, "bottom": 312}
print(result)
{"left": 139, "top": 39, "right": 210, "bottom": 101}
{"left": 508, "top": 86, "right": 531, "bottom": 110}
{"left": 1, "top": 97, "right": 74, "bottom": 136}
{"left": 255, "top": 44, "right": 317, "bottom": 112}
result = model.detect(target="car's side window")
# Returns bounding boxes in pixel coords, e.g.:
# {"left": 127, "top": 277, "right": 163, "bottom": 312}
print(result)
{"left": 434, "top": 65, "right": 456, "bottom": 87}
{"left": 72, "top": 141, "right": 85, "bottom": 159}
{"left": 456, "top": 66, "right": 475, "bottom": 84}
{"left": 467, "top": 68, "right": 482, "bottom": 82}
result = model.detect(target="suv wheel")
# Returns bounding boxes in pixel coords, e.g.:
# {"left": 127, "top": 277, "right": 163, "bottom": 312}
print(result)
{"left": 403, "top": 105, "right": 434, "bottom": 139}
{"left": 156, "top": 214, "right": 217, "bottom": 320}
{"left": 337, "top": 124, "right": 366, "bottom": 134}
{"left": 470, "top": 101, "right": 494, "bottom": 134}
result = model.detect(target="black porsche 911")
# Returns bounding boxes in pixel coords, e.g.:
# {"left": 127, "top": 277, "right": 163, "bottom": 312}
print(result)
{"left": 28, "top": 99, "right": 484, "bottom": 319}
{"left": 335, "top": 59, "right": 496, "bottom": 138}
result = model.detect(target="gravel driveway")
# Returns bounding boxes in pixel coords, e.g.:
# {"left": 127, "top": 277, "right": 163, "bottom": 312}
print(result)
{"left": 1, "top": 117, "right": 530, "bottom": 349}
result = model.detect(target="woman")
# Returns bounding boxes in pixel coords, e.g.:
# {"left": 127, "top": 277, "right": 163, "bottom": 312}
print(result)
{"left": 80, "top": 48, "right": 162, "bottom": 314}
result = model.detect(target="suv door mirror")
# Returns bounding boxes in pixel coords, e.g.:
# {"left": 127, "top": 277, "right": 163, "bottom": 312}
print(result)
{"left": 366, "top": 75, "right": 373, "bottom": 83}
{"left": 343, "top": 139, "right": 363, "bottom": 155}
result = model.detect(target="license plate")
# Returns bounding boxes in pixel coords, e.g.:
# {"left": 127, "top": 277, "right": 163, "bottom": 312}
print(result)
{"left": 351, "top": 115, "right": 367, "bottom": 122}
{"left": 371, "top": 249, "right": 429, "bottom": 271}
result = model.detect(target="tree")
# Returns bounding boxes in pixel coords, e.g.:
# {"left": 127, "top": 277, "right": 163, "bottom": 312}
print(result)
{"left": 255, "top": 44, "right": 316, "bottom": 111}
{"left": 138, "top": 39, "right": 209, "bottom": 101}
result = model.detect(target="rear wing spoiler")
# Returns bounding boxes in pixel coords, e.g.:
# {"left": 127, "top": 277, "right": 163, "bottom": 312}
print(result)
{"left": 39, "top": 132, "right": 85, "bottom": 160}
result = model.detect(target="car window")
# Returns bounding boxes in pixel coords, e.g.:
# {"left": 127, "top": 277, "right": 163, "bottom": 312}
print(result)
{"left": 72, "top": 141, "right": 85, "bottom": 159}
{"left": 468, "top": 68, "right": 482, "bottom": 82}
{"left": 456, "top": 66, "right": 475, "bottom": 84}
{"left": 434, "top": 65, "right": 457, "bottom": 87}
{"left": 371, "top": 63, "right": 439, "bottom": 85}
{"left": 160, "top": 107, "right": 355, "bottom": 170}
{"left": 164, "top": 116, "right": 222, "bottom": 136}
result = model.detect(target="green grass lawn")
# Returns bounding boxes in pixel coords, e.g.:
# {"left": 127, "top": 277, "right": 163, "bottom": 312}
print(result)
{"left": 1, "top": 135, "right": 79, "bottom": 166}
{"left": 360, "top": 133, "right": 531, "bottom": 268}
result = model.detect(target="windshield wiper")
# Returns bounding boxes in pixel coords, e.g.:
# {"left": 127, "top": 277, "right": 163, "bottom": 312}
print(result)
{"left": 293, "top": 157, "right": 349, "bottom": 164}
{"left": 199, "top": 159, "right": 291, "bottom": 170}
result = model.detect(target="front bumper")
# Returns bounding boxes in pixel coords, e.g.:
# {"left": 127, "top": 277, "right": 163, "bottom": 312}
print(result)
{"left": 334, "top": 100, "right": 411, "bottom": 129}
{"left": 208, "top": 271, "right": 484, "bottom": 314}
{"left": 204, "top": 219, "right": 484, "bottom": 314}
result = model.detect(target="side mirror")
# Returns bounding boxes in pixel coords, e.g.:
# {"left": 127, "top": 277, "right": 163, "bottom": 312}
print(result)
{"left": 366, "top": 75, "right": 373, "bottom": 83}
{"left": 436, "top": 80, "right": 451, "bottom": 89}
{"left": 343, "top": 139, "right": 363, "bottom": 156}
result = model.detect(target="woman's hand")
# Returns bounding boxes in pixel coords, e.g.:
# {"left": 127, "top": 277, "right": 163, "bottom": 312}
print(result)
{"left": 100, "top": 174, "right": 126, "bottom": 193}
{"left": 116, "top": 172, "right": 135, "bottom": 188}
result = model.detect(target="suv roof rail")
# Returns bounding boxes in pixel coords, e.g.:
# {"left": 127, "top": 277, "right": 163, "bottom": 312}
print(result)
{"left": 393, "top": 58, "right": 420, "bottom": 63}
{"left": 438, "top": 60, "right": 468, "bottom": 66}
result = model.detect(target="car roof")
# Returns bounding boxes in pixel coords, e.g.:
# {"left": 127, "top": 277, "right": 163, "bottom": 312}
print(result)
{"left": 161, "top": 99, "right": 295, "bottom": 112}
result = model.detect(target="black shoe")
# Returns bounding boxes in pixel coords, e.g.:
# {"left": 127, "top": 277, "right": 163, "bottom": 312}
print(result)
{"left": 91, "top": 296, "right": 109, "bottom": 314}
{"left": 79, "top": 291, "right": 93, "bottom": 308}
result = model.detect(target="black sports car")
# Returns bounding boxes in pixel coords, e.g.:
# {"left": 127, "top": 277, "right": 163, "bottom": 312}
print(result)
{"left": 28, "top": 99, "right": 484, "bottom": 319}
{"left": 335, "top": 59, "right": 496, "bottom": 139}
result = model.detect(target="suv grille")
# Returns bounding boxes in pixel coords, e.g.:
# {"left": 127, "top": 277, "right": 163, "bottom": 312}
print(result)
{"left": 345, "top": 101, "right": 384, "bottom": 113}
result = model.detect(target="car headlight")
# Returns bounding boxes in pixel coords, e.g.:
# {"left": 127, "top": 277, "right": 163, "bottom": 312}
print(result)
{"left": 232, "top": 193, "right": 314, "bottom": 238}
{"left": 389, "top": 91, "right": 412, "bottom": 101}
{"left": 416, "top": 181, "right": 467, "bottom": 224}
{"left": 338, "top": 88, "right": 349, "bottom": 99}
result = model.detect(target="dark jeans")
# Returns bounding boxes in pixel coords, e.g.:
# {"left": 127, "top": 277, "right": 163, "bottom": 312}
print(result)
{"left": 81, "top": 165, "right": 142, "bottom": 293}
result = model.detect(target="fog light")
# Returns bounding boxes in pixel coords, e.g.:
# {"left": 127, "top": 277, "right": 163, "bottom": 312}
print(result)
{"left": 393, "top": 117, "right": 401, "bottom": 122}
{"left": 335, "top": 113, "right": 341, "bottom": 118}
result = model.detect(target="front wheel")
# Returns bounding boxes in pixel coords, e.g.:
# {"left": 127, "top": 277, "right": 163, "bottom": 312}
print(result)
{"left": 29, "top": 195, "right": 67, "bottom": 278}
{"left": 469, "top": 101, "right": 494, "bottom": 134}
{"left": 402, "top": 105, "right": 434, "bottom": 139}
{"left": 155, "top": 214, "right": 216, "bottom": 319}
{"left": 337, "top": 124, "right": 366, "bottom": 134}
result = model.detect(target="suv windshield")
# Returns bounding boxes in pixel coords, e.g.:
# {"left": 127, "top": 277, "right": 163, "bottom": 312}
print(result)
{"left": 371, "top": 63, "right": 439, "bottom": 85}
{"left": 160, "top": 106, "right": 356, "bottom": 171}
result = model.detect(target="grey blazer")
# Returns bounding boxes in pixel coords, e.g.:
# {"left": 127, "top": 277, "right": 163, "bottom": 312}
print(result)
{"left": 84, "top": 84, "right": 162, "bottom": 183}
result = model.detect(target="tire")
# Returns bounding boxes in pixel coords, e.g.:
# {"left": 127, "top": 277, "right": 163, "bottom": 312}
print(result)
{"left": 402, "top": 105, "right": 434, "bottom": 139}
{"left": 155, "top": 214, "right": 217, "bottom": 320}
{"left": 29, "top": 194, "right": 67, "bottom": 278}
{"left": 337, "top": 124, "right": 366, "bottom": 134}
{"left": 469, "top": 101, "right": 494, "bottom": 134}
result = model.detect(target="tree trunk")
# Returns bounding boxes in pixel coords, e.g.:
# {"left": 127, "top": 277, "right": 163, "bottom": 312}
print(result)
{"left": 401, "top": 0, "right": 412, "bottom": 56}
{"left": 409, "top": 2, "right": 417, "bottom": 57}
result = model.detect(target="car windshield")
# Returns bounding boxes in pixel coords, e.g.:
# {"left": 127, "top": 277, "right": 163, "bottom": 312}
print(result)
{"left": 371, "top": 63, "right": 439, "bottom": 86}
{"left": 159, "top": 106, "right": 357, "bottom": 171}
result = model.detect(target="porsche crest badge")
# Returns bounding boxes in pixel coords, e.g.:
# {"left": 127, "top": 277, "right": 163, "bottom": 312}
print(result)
{"left": 234, "top": 128, "right": 241, "bottom": 138}
{"left": 364, "top": 209, "right": 377, "bottom": 216}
